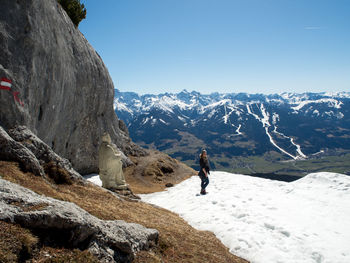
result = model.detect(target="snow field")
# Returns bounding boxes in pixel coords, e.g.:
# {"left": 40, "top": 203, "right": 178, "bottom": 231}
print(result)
{"left": 140, "top": 171, "right": 350, "bottom": 263}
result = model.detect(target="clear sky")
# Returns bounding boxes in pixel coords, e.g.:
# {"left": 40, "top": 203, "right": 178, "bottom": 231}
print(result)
{"left": 79, "top": 0, "right": 350, "bottom": 95}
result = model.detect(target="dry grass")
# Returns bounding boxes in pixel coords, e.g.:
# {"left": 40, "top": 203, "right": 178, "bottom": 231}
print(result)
{"left": 43, "top": 161, "right": 73, "bottom": 185}
{"left": 0, "top": 161, "right": 248, "bottom": 263}
{"left": 31, "top": 247, "right": 100, "bottom": 263}
{"left": 0, "top": 221, "right": 38, "bottom": 262}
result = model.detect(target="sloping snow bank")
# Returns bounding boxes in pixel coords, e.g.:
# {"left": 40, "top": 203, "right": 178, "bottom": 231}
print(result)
{"left": 140, "top": 172, "right": 350, "bottom": 263}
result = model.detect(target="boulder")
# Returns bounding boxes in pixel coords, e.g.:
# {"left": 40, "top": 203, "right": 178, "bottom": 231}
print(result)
{"left": 0, "top": 0, "right": 145, "bottom": 174}
{"left": 0, "top": 126, "right": 44, "bottom": 177}
{"left": 0, "top": 178, "right": 158, "bottom": 262}
{"left": 0, "top": 124, "right": 83, "bottom": 183}
{"left": 7, "top": 125, "right": 82, "bottom": 182}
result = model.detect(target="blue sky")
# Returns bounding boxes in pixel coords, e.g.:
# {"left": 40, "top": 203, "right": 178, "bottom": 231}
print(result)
{"left": 79, "top": 0, "right": 350, "bottom": 95}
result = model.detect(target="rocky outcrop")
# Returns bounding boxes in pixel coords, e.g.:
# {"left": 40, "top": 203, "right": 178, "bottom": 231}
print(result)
{"left": 9, "top": 125, "right": 83, "bottom": 182}
{"left": 0, "top": 178, "right": 158, "bottom": 262}
{"left": 0, "top": 0, "right": 145, "bottom": 174}
{"left": 0, "top": 126, "right": 44, "bottom": 177}
{"left": 0, "top": 125, "right": 83, "bottom": 183}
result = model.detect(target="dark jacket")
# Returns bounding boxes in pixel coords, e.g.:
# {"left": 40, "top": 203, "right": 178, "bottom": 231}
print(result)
{"left": 199, "top": 157, "right": 210, "bottom": 177}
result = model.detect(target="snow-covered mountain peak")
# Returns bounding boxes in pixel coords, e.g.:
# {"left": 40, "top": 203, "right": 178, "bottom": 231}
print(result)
{"left": 114, "top": 90, "right": 349, "bottom": 167}
{"left": 291, "top": 98, "right": 343, "bottom": 111}
{"left": 134, "top": 91, "right": 346, "bottom": 113}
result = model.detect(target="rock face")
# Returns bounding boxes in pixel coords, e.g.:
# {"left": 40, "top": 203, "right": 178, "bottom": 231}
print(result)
{"left": 0, "top": 178, "right": 158, "bottom": 262}
{"left": 0, "top": 0, "right": 144, "bottom": 174}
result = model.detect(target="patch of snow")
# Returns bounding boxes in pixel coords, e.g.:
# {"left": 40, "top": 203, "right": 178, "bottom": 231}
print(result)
{"left": 142, "top": 96, "right": 181, "bottom": 113}
{"left": 190, "top": 97, "right": 198, "bottom": 105}
{"left": 273, "top": 127, "right": 289, "bottom": 139}
{"left": 313, "top": 110, "right": 320, "bottom": 116}
{"left": 159, "top": 119, "right": 169, "bottom": 125}
{"left": 311, "top": 150, "right": 325, "bottom": 156}
{"left": 85, "top": 174, "right": 102, "bottom": 187}
{"left": 190, "top": 120, "right": 198, "bottom": 126}
{"left": 272, "top": 113, "right": 279, "bottom": 125}
{"left": 265, "top": 126, "right": 297, "bottom": 160}
{"left": 113, "top": 99, "right": 133, "bottom": 114}
{"left": 141, "top": 171, "right": 350, "bottom": 263}
{"left": 324, "top": 111, "right": 334, "bottom": 117}
{"left": 178, "top": 116, "right": 186, "bottom": 122}
{"left": 337, "top": 112, "right": 344, "bottom": 119}
{"left": 223, "top": 105, "right": 241, "bottom": 124}
{"left": 223, "top": 105, "right": 229, "bottom": 124}
{"left": 291, "top": 99, "right": 343, "bottom": 111}
{"left": 208, "top": 109, "right": 218, "bottom": 119}
{"left": 290, "top": 137, "right": 306, "bottom": 159}
{"left": 324, "top": 92, "right": 350, "bottom": 98}
{"left": 160, "top": 95, "right": 190, "bottom": 110}
{"left": 133, "top": 99, "right": 143, "bottom": 109}
{"left": 234, "top": 109, "right": 242, "bottom": 116}
{"left": 204, "top": 99, "right": 232, "bottom": 110}
{"left": 235, "top": 124, "right": 243, "bottom": 135}
{"left": 141, "top": 117, "right": 150, "bottom": 125}
{"left": 273, "top": 127, "right": 306, "bottom": 159}
{"left": 246, "top": 103, "right": 253, "bottom": 115}
{"left": 259, "top": 104, "right": 270, "bottom": 128}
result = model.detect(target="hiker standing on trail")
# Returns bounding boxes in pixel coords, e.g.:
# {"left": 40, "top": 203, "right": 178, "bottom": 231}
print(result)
{"left": 199, "top": 149, "right": 210, "bottom": 195}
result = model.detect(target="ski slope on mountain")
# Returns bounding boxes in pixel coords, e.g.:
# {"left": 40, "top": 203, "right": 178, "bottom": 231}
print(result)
{"left": 141, "top": 171, "right": 350, "bottom": 263}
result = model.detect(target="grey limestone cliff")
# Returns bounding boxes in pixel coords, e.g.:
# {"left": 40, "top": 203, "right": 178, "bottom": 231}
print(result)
{"left": 0, "top": 0, "right": 144, "bottom": 174}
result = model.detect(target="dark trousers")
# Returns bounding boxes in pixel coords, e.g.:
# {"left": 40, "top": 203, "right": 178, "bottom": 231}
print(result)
{"left": 200, "top": 175, "right": 209, "bottom": 190}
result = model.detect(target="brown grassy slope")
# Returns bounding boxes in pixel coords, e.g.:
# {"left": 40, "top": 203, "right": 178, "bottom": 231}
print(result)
{"left": 0, "top": 161, "right": 248, "bottom": 263}
{"left": 124, "top": 150, "right": 197, "bottom": 194}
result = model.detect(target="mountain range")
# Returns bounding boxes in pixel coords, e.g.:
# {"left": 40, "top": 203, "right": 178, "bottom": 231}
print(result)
{"left": 114, "top": 90, "right": 350, "bottom": 176}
